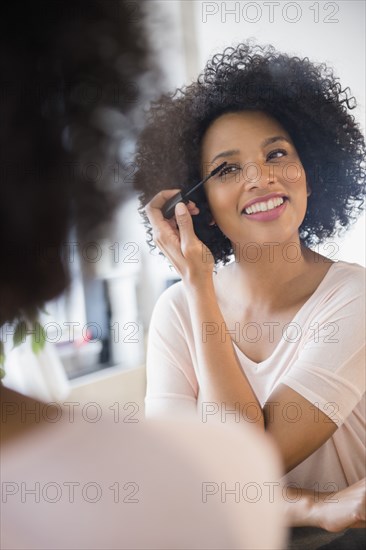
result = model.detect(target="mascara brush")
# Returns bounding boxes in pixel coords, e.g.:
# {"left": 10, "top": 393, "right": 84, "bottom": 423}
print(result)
{"left": 162, "top": 161, "right": 227, "bottom": 219}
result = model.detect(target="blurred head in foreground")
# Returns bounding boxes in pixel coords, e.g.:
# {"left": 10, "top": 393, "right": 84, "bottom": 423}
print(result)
{"left": 0, "top": 0, "right": 155, "bottom": 326}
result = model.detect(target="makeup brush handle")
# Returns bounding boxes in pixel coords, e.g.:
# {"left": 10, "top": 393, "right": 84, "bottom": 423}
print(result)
{"left": 162, "top": 191, "right": 189, "bottom": 219}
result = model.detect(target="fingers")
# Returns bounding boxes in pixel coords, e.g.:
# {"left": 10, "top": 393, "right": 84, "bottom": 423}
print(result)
{"left": 145, "top": 189, "right": 199, "bottom": 220}
{"left": 174, "top": 202, "right": 196, "bottom": 250}
{"left": 142, "top": 188, "right": 213, "bottom": 279}
{"left": 145, "top": 189, "right": 182, "bottom": 213}
{"left": 142, "top": 188, "right": 202, "bottom": 277}
{"left": 187, "top": 201, "right": 200, "bottom": 215}
{"left": 144, "top": 189, "right": 199, "bottom": 237}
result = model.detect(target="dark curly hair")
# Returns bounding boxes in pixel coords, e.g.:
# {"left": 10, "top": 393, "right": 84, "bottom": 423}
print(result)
{"left": 0, "top": 0, "right": 156, "bottom": 326}
{"left": 134, "top": 41, "right": 366, "bottom": 266}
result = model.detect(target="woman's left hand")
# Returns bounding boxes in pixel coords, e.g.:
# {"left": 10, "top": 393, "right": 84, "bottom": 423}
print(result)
{"left": 144, "top": 190, "right": 215, "bottom": 284}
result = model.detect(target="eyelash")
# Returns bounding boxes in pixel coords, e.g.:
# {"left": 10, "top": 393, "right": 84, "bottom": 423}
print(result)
{"left": 218, "top": 149, "right": 288, "bottom": 177}
{"left": 267, "top": 148, "right": 287, "bottom": 160}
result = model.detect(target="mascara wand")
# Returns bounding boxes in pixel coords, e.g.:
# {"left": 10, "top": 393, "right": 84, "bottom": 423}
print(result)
{"left": 162, "top": 161, "right": 227, "bottom": 219}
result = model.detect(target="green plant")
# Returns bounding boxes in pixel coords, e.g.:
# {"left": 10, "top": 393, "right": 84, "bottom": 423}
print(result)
{"left": 0, "top": 315, "right": 47, "bottom": 381}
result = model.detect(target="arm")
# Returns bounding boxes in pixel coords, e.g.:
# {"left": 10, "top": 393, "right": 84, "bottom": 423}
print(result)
{"left": 183, "top": 278, "right": 263, "bottom": 424}
{"left": 144, "top": 287, "right": 198, "bottom": 419}
{"left": 264, "top": 384, "right": 337, "bottom": 473}
{"left": 145, "top": 192, "right": 262, "bottom": 424}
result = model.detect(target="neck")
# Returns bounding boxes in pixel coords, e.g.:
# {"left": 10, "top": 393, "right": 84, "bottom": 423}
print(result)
{"left": 228, "top": 237, "right": 316, "bottom": 310}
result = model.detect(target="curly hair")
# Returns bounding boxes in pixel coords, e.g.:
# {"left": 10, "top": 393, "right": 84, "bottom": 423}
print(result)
{"left": 0, "top": 0, "right": 156, "bottom": 326}
{"left": 134, "top": 41, "right": 366, "bottom": 266}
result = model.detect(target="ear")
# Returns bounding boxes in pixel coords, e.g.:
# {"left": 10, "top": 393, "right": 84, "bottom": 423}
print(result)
{"left": 208, "top": 217, "right": 216, "bottom": 226}
{"left": 306, "top": 181, "right": 312, "bottom": 197}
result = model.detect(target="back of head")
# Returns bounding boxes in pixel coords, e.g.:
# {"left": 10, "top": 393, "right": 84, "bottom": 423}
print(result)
{"left": 0, "top": 0, "right": 154, "bottom": 326}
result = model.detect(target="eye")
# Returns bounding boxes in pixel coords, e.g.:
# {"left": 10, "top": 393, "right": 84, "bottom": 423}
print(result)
{"left": 218, "top": 163, "right": 241, "bottom": 178}
{"left": 267, "top": 149, "right": 287, "bottom": 160}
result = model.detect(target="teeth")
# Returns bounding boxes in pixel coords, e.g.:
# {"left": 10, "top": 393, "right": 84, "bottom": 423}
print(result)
{"left": 244, "top": 197, "right": 284, "bottom": 215}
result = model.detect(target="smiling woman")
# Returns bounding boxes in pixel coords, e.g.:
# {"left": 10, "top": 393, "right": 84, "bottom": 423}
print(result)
{"left": 134, "top": 42, "right": 366, "bottom": 532}
{"left": 135, "top": 42, "right": 365, "bottom": 263}
{"left": 200, "top": 110, "right": 310, "bottom": 250}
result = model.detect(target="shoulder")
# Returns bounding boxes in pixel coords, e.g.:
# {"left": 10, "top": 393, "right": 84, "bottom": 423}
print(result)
{"left": 309, "top": 260, "right": 366, "bottom": 328}
{"left": 150, "top": 280, "right": 189, "bottom": 325}
{"left": 153, "top": 280, "right": 186, "bottom": 309}
{"left": 325, "top": 260, "right": 365, "bottom": 296}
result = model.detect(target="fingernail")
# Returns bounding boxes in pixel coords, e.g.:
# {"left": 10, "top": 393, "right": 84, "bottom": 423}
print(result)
{"left": 175, "top": 202, "right": 186, "bottom": 215}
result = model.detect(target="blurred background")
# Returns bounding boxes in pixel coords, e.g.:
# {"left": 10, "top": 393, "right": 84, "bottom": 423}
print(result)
{"left": 2, "top": 0, "right": 365, "bottom": 409}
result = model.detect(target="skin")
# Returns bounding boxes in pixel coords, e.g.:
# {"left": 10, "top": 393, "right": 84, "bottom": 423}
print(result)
{"left": 202, "top": 111, "right": 309, "bottom": 259}
{"left": 144, "top": 110, "right": 365, "bottom": 530}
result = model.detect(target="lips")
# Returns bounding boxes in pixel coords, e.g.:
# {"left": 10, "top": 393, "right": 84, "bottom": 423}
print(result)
{"left": 240, "top": 193, "right": 288, "bottom": 214}
{"left": 241, "top": 197, "right": 288, "bottom": 222}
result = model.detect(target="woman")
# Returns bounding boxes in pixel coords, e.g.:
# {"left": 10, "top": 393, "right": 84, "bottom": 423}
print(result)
{"left": 135, "top": 42, "right": 366, "bottom": 532}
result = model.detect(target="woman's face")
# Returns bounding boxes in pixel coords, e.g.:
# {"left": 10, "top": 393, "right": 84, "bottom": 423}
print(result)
{"left": 201, "top": 110, "right": 310, "bottom": 248}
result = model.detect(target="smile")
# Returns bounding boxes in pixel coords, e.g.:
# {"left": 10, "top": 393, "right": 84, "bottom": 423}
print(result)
{"left": 241, "top": 197, "right": 288, "bottom": 221}
{"left": 243, "top": 196, "right": 285, "bottom": 214}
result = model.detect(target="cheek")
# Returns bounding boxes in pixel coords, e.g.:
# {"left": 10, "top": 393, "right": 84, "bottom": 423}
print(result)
{"left": 281, "top": 160, "right": 305, "bottom": 185}
{"left": 206, "top": 184, "right": 235, "bottom": 208}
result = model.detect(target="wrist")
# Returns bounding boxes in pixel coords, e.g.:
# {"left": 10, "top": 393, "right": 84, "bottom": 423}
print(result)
{"left": 182, "top": 271, "right": 215, "bottom": 292}
{"left": 286, "top": 491, "right": 318, "bottom": 527}
{"left": 306, "top": 491, "right": 337, "bottom": 530}
{"left": 305, "top": 498, "right": 323, "bottom": 528}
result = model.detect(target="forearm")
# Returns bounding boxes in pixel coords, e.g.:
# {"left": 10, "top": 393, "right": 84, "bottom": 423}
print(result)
{"left": 184, "top": 276, "right": 263, "bottom": 426}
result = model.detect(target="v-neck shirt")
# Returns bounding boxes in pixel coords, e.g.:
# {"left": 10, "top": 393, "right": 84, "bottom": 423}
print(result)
{"left": 145, "top": 260, "right": 365, "bottom": 489}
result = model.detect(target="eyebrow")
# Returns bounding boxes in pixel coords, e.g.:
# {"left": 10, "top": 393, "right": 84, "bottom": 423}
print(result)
{"left": 210, "top": 135, "right": 292, "bottom": 165}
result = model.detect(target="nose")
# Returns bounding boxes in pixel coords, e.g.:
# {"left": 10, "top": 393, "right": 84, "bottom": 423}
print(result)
{"left": 242, "top": 162, "right": 277, "bottom": 191}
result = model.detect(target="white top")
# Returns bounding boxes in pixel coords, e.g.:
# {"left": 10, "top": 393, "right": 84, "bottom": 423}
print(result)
{"left": 1, "top": 414, "right": 285, "bottom": 549}
{"left": 145, "top": 260, "right": 366, "bottom": 490}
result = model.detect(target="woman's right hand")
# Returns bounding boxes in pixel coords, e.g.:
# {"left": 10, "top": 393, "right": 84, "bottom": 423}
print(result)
{"left": 144, "top": 189, "right": 215, "bottom": 284}
{"left": 310, "top": 478, "right": 366, "bottom": 532}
